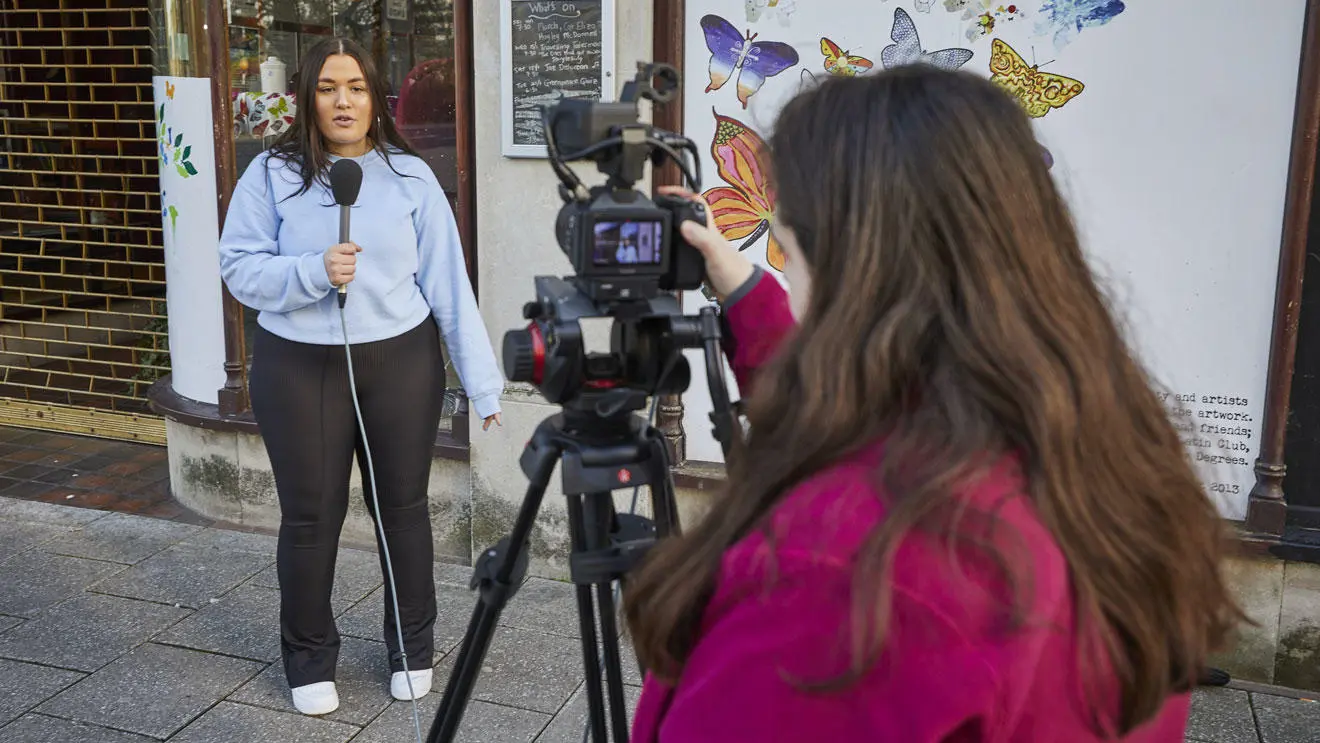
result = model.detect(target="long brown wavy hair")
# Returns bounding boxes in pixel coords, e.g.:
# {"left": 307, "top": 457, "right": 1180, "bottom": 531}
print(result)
{"left": 624, "top": 65, "right": 1244, "bottom": 735}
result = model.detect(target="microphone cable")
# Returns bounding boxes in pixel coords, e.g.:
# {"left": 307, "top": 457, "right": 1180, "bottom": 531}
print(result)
{"left": 338, "top": 295, "right": 426, "bottom": 743}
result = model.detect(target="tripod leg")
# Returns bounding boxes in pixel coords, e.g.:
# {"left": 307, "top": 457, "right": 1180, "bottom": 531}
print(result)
{"left": 582, "top": 493, "right": 631, "bottom": 741}
{"left": 620, "top": 431, "right": 682, "bottom": 687}
{"left": 566, "top": 494, "right": 609, "bottom": 742}
{"left": 644, "top": 429, "right": 681, "bottom": 539}
{"left": 429, "top": 598, "right": 502, "bottom": 739}
{"left": 426, "top": 450, "right": 558, "bottom": 743}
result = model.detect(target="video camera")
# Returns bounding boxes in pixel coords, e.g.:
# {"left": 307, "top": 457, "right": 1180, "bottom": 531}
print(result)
{"left": 428, "top": 62, "right": 738, "bottom": 743}
{"left": 549, "top": 62, "right": 707, "bottom": 302}
{"left": 502, "top": 62, "right": 735, "bottom": 427}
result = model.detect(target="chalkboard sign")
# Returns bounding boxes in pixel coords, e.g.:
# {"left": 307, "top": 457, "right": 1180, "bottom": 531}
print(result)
{"left": 500, "top": 0, "right": 616, "bottom": 158}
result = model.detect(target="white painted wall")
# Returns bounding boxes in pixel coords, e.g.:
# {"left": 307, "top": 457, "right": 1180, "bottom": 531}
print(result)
{"left": 677, "top": 0, "right": 1309, "bottom": 521}
{"left": 469, "top": 0, "right": 655, "bottom": 577}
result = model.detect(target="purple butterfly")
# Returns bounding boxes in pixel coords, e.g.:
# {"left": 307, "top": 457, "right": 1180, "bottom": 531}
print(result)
{"left": 700, "top": 14, "right": 799, "bottom": 109}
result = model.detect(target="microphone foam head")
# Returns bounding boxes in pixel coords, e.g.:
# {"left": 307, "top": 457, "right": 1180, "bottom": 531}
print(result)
{"left": 329, "top": 158, "right": 364, "bottom": 206}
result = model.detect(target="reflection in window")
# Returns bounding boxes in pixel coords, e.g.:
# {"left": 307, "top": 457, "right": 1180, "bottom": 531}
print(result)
{"left": 227, "top": 0, "right": 456, "bottom": 188}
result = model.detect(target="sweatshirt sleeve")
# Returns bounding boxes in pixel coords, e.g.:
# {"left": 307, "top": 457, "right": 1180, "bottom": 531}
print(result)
{"left": 412, "top": 171, "right": 505, "bottom": 420}
{"left": 719, "top": 267, "right": 796, "bottom": 396}
{"left": 653, "top": 555, "right": 1000, "bottom": 742}
{"left": 218, "top": 155, "right": 336, "bottom": 312}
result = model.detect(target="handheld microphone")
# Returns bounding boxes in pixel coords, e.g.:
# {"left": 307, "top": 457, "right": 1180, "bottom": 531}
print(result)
{"left": 329, "top": 158, "right": 364, "bottom": 308}
{"left": 328, "top": 155, "right": 425, "bottom": 741}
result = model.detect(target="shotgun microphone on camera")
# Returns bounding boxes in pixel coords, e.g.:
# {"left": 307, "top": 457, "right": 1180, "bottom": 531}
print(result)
{"left": 329, "top": 158, "right": 363, "bottom": 308}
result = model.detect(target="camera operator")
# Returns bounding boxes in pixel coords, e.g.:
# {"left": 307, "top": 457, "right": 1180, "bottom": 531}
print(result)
{"left": 622, "top": 66, "right": 1244, "bottom": 742}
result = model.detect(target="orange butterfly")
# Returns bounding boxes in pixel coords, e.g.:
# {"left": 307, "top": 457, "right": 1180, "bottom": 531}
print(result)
{"left": 701, "top": 109, "right": 783, "bottom": 271}
{"left": 820, "top": 37, "right": 873, "bottom": 76}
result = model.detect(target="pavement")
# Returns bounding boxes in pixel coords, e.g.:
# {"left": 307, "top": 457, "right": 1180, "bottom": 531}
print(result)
{"left": 0, "top": 494, "right": 1318, "bottom": 742}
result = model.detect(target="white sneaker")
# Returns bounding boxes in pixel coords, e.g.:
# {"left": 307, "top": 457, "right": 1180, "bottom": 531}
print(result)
{"left": 290, "top": 681, "right": 339, "bottom": 715}
{"left": 391, "top": 668, "right": 433, "bottom": 700}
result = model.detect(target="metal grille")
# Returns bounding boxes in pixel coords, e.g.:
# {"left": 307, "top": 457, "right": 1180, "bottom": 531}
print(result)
{"left": 0, "top": 0, "right": 166, "bottom": 443}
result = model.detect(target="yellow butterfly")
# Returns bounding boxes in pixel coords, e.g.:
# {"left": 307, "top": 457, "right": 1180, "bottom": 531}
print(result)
{"left": 988, "top": 38, "right": 1083, "bottom": 118}
{"left": 820, "top": 38, "right": 873, "bottom": 77}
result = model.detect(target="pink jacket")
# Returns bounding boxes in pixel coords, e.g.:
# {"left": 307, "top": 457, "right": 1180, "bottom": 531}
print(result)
{"left": 630, "top": 272, "right": 1191, "bottom": 742}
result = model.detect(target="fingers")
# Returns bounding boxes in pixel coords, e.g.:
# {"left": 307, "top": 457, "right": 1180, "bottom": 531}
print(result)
{"left": 678, "top": 217, "right": 728, "bottom": 259}
{"left": 324, "top": 243, "right": 360, "bottom": 287}
{"left": 657, "top": 185, "right": 702, "bottom": 202}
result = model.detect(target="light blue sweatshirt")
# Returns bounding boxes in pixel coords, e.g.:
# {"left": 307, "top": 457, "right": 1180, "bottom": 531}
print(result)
{"left": 218, "top": 148, "right": 504, "bottom": 419}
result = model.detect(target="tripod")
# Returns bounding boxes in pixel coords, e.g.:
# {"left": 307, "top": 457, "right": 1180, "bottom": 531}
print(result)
{"left": 426, "top": 396, "right": 682, "bottom": 743}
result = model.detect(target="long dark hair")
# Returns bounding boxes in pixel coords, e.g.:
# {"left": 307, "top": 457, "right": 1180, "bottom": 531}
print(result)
{"left": 624, "top": 66, "right": 1244, "bottom": 735}
{"left": 266, "top": 36, "right": 421, "bottom": 196}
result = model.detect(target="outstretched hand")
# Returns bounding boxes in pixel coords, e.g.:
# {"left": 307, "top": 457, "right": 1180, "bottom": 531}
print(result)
{"left": 482, "top": 413, "right": 502, "bottom": 431}
{"left": 658, "top": 186, "right": 756, "bottom": 302}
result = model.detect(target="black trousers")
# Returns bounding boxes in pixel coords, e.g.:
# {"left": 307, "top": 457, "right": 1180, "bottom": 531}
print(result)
{"left": 249, "top": 317, "right": 444, "bottom": 688}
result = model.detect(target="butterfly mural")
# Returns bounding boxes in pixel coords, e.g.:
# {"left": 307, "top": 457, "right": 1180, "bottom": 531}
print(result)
{"left": 1036, "top": 0, "right": 1126, "bottom": 50}
{"left": 820, "top": 38, "right": 873, "bottom": 76}
{"left": 798, "top": 67, "right": 819, "bottom": 92}
{"left": 988, "top": 38, "right": 1084, "bottom": 118}
{"left": 744, "top": 0, "right": 797, "bottom": 26}
{"left": 880, "top": 7, "right": 974, "bottom": 71}
{"left": 965, "top": 2, "right": 1024, "bottom": 42}
{"left": 702, "top": 109, "right": 784, "bottom": 272}
{"left": 700, "top": 14, "right": 800, "bottom": 109}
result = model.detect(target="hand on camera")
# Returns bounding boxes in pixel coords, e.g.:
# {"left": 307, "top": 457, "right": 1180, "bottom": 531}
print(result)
{"left": 324, "top": 242, "right": 361, "bottom": 287}
{"left": 658, "top": 186, "right": 756, "bottom": 302}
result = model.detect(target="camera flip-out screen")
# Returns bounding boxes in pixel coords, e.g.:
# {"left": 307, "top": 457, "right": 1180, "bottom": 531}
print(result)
{"left": 591, "top": 217, "right": 665, "bottom": 268}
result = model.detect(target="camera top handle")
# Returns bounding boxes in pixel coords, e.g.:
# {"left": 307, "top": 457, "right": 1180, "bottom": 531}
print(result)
{"left": 541, "top": 62, "right": 702, "bottom": 202}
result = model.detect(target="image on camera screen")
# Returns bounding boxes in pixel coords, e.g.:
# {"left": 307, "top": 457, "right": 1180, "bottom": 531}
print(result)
{"left": 592, "top": 219, "right": 664, "bottom": 267}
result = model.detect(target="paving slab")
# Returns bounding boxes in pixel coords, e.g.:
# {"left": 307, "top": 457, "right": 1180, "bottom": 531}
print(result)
{"left": 0, "top": 658, "right": 84, "bottom": 727}
{"left": 155, "top": 583, "right": 281, "bottom": 662}
{"left": 168, "top": 701, "right": 359, "bottom": 743}
{"left": 351, "top": 694, "right": 549, "bottom": 743}
{"left": 35, "top": 642, "right": 263, "bottom": 739}
{"left": 90, "top": 543, "right": 272, "bottom": 609}
{"left": 338, "top": 581, "right": 476, "bottom": 659}
{"left": 229, "top": 636, "right": 395, "bottom": 727}
{"left": 249, "top": 546, "right": 384, "bottom": 616}
{"left": 1186, "top": 688, "right": 1259, "bottom": 743}
{"left": 433, "top": 626, "right": 586, "bottom": 715}
{"left": 0, "top": 713, "right": 156, "bottom": 743}
{"left": 0, "top": 496, "right": 109, "bottom": 527}
{"left": 500, "top": 578, "right": 587, "bottom": 639}
{"left": 435, "top": 561, "right": 477, "bottom": 589}
{"left": 0, "top": 592, "right": 191, "bottom": 672}
{"left": 41, "top": 511, "right": 203, "bottom": 564}
{"left": 176, "top": 527, "right": 279, "bottom": 554}
{"left": 0, "top": 615, "right": 22, "bottom": 634}
{"left": 0, "top": 549, "right": 125, "bottom": 617}
{"left": 536, "top": 683, "right": 641, "bottom": 743}
{"left": 0, "top": 521, "right": 73, "bottom": 564}
{"left": 1252, "top": 693, "right": 1320, "bottom": 743}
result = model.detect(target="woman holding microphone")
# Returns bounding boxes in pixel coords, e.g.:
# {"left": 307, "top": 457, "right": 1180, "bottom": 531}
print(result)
{"left": 219, "top": 38, "right": 502, "bottom": 716}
